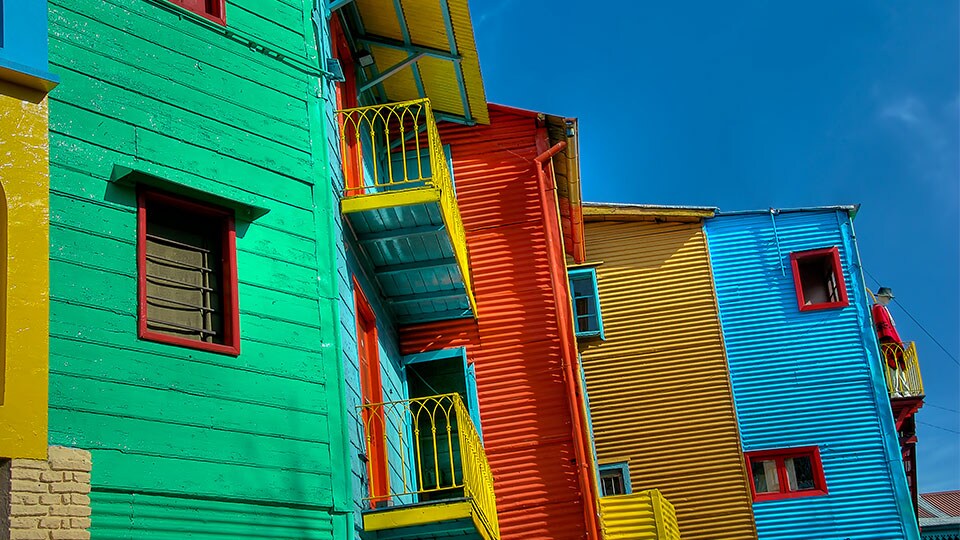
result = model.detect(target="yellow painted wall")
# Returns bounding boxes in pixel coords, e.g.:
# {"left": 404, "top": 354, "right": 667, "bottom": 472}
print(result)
{"left": 599, "top": 490, "right": 681, "bottom": 540}
{"left": 580, "top": 218, "right": 757, "bottom": 540}
{"left": 0, "top": 80, "right": 50, "bottom": 459}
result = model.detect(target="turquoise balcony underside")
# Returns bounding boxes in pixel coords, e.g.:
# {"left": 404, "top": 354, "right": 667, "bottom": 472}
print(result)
{"left": 346, "top": 196, "right": 472, "bottom": 325}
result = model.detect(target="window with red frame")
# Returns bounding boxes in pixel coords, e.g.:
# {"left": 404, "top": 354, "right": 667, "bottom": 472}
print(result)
{"left": 138, "top": 190, "right": 239, "bottom": 355}
{"left": 790, "top": 247, "right": 848, "bottom": 312}
{"left": 745, "top": 447, "right": 828, "bottom": 502}
{"left": 165, "top": 0, "right": 225, "bottom": 25}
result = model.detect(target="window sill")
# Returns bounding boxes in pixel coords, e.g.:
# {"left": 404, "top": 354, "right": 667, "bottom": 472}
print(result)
{"left": 147, "top": 0, "right": 226, "bottom": 26}
{"left": 753, "top": 488, "right": 829, "bottom": 503}
{"left": 797, "top": 300, "right": 849, "bottom": 312}
{"left": 575, "top": 331, "right": 604, "bottom": 340}
{"left": 0, "top": 59, "right": 59, "bottom": 92}
{"left": 140, "top": 329, "right": 240, "bottom": 356}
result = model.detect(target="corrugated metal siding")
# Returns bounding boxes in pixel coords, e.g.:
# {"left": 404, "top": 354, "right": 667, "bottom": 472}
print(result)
{"left": 705, "top": 210, "right": 917, "bottom": 540}
{"left": 599, "top": 490, "right": 681, "bottom": 540}
{"left": 580, "top": 220, "right": 758, "bottom": 540}
{"left": 400, "top": 106, "right": 590, "bottom": 540}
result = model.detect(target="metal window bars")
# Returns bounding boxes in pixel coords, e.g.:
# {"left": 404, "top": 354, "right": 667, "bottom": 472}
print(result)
{"left": 144, "top": 232, "right": 219, "bottom": 342}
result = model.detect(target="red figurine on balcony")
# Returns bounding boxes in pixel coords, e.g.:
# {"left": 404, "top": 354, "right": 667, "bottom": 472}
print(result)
{"left": 872, "top": 287, "right": 910, "bottom": 396}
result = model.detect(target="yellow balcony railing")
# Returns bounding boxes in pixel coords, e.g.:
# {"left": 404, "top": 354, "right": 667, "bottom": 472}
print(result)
{"left": 599, "top": 489, "right": 681, "bottom": 540}
{"left": 337, "top": 98, "right": 475, "bottom": 315}
{"left": 881, "top": 341, "right": 924, "bottom": 397}
{"left": 359, "top": 393, "right": 499, "bottom": 540}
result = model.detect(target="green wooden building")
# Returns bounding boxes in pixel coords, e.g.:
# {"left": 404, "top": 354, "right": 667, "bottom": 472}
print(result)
{"left": 46, "top": 0, "right": 352, "bottom": 536}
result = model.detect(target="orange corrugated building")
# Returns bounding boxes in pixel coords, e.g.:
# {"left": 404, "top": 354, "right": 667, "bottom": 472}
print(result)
{"left": 400, "top": 104, "right": 600, "bottom": 539}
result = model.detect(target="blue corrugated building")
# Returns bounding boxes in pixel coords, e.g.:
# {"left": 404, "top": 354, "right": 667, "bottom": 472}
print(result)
{"left": 705, "top": 207, "right": 921, "bottom": 540}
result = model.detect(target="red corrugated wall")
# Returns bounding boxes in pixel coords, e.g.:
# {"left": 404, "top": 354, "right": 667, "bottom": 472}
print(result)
{"left": 400, "top": 105, "right": 594, "bottom": 539}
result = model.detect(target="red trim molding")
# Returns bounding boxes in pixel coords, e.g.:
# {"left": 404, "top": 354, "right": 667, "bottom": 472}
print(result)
{"left": 353, "top": 278, "right": 389, "bottom": 506}
{"left": 745, "top": 446, "right": 828, "bottom": 502}
{"left": 165, "top": 0, "right": 226, "bottom": 25}
{"left": 137, "top": 189, "right": 240, "bottom": 356}
{"left": 789, "top": 246, "right": 849, "bottom": 312}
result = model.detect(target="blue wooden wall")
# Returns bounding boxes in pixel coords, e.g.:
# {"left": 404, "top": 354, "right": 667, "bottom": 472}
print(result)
{"left": 316, "top": 11, "right": 409, "bottom": 536}
{"left": 705, "top": 209, "right": 920, "bottom": 540}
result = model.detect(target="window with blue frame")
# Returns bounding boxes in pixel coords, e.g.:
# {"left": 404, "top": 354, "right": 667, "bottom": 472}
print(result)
{"left": 599, "top": 462, "right": 631, "bottom": 496}
{"left": 569, "top": 267, "right": 604, "bottom": 338}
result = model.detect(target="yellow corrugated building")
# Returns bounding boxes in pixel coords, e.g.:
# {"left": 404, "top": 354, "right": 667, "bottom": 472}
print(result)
{"left": 599, "top": 489, "right": 681, "bottom": 540}
{"left": 577, "top": 204, "right": 758, "bottom": 540}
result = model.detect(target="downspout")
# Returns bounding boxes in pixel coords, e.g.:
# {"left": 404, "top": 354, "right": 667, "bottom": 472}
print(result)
{"left": 846, "top": 213, "right": 921, "bottom": 540}
{"left": 534, "top": 141, "right": 567, "bottom": 167}
{"left": 534, "top": 138, "right": 603, "bottom": 540}
{"left": 311, "top": 2, "right": 356, "bottom": 537}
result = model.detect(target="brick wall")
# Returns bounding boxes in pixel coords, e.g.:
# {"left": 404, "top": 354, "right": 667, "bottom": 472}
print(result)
{"left": 1, "top": 447, "right": 91, "bottom": 540}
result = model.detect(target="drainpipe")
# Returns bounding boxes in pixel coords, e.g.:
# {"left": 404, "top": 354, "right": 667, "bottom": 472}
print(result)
{"left": 535, "top": 141, "right": 567, "bottom": 167}
{"left": 534, "top": 137, "right": 603, "bottom": 540}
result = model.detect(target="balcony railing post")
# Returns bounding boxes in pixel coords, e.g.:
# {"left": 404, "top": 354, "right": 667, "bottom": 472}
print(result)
{"left": 358, "top": 394, "right": 498, "bottom": 539}
{"left": 881, "top": 341, "right": 924, "bottom": 397}
{"left": 337, "top": 99, "right": 478, "bottom": 317}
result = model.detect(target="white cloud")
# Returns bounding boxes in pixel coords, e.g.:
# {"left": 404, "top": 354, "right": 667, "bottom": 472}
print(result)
{"left": 878, "top": 94, "right": 959, "bottom": 189}
{"left": 476, "top": 0, "right": 518, "bottom": 25}
{"left": 881, "top": 96, "right": 924, "bottom": 124}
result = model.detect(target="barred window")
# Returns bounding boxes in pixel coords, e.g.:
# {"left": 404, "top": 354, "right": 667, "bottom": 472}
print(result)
{"left": 599, "top": 463, "right": 631, "bottom": 496}
{"left": 138, "top": 190, "right": 239, "bottom": 355}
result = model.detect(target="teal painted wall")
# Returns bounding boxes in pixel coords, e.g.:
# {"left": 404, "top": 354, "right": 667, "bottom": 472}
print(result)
{"left": 313, "top": 10, "right": 413, "bottom": 535}
{"left": 46, "top": 0, "right": 350, "bottom": 536}
{"left": 319, "top": 42, "right": 408, "bottom": 540}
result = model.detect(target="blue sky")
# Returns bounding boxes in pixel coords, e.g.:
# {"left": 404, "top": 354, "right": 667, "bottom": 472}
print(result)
{"left": 472, "top": 1, "right": 959, "bottom": 492}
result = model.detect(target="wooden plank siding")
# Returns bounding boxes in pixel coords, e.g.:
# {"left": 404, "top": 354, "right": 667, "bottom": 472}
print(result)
{"left": 47, "top": 0, "right": 349, "bottom": 537}
{"left": 578, "top": 218, "right": 759, "bottom": 540}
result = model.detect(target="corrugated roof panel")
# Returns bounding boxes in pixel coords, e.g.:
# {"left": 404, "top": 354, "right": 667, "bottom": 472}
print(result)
{"left": 444, "top": 0, "right": 488, "bottom": 124}
{"left": 705, "top": 210, "right": 919, "bottom": 540}
{"left": 401, "top": 0, "right": 448, "bottom": 49}
{"left": 399, "top": 106, "right": 591, "bottom": 539}
{"left": 417, "top": 56, "right": 465, "bottom": 117}
{"left": 925, "top": 491, "right": 960, "bottom": 517}
{"left": 580, "top": 219, "right": 758, "bottom": 540}
{"left": 353, "top": 0, "right": 402, "bottom": 36}
{"left": 349, "top": 0, "right": 488, "bottom": 124}
{"left": 368, "top": 44, "right": 421, "bottom": 104}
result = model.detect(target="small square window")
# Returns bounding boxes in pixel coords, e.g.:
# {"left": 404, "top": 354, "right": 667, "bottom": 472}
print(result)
{"left": 745, "top": 446, "right": 827, "bottom": 502}
{"left": 569, "top": 268, "right": 604, "bottom": 339}
{"left": 789, "top": 247, "right": 848, "bottom": 312}
{"left": 165, "top": 0, "right": 226, "bottom": 25}
{"left": 138, "top": 190, "right": 240, "bottom": 355}
{"left": 599, "top": 462, "right": 631, "bottom": 497}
